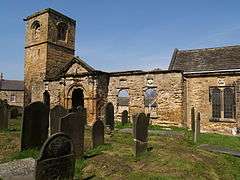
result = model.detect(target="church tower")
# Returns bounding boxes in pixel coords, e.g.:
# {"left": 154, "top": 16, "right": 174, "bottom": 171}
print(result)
{"left": 24, "top": 8, "right": 76, "bottom": 106}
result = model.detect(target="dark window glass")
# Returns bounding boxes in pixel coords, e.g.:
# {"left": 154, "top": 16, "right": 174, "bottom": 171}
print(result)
{"left": 212, "top": 88, "right": 221, "bottom": 118}
{"left": 224, "top": 87, "right": 235, "bottom": 118}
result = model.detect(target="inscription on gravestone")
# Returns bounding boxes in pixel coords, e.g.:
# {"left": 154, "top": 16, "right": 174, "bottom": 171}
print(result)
{"left": 35, "top": 133, "right": 75, "bottom": 180}
{"left": 21, "top": 101, "right": 49, "bottom": 150}
{"left": 105, "top": 102, "right": 114, "bottom": 130}
{"left": 60, "top": 112, "right": 85, "bottom": 157}
{"left": 92, "top": 120, "right": 104, "bottom": 148}
{"left": 121, "top": 110, "right": 128, "bottom": 125}
{"left": 50, "top": 105, "right": 68, "bottom": 135}
{"left": 133, "top": 113, "right": 149, "bottom": 156}
{"left": 0, "top": 100, "right": 9, "bottom": 130}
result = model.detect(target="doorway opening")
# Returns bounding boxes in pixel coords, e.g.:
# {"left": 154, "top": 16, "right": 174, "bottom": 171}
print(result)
{"left": 72, "top": 88, "right": 84, "bottom": 108}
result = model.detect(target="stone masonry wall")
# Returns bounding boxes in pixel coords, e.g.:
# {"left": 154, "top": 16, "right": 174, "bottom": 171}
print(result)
{"left": 108, "top": 72, "right": 184, "bottom": 125}
{"left": 185, "top": 75, "right": 240, "bottom": 134}
{"left": 0, "top": 90, "right": 24, "bottom": 107}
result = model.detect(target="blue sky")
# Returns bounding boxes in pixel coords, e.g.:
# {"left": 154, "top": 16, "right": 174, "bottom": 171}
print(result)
{"left": 1, "top": 0, "right": 240, "bottom": 80}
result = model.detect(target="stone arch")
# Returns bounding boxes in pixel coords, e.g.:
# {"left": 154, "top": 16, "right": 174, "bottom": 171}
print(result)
{"left": 31, "top": 20, "right": 41, "bottom": 40}
{"left": 66, "top": 84, "right": 88, "bottom": 109}
{"left": 57, "top": 22, "right": 68, "bottom": 41}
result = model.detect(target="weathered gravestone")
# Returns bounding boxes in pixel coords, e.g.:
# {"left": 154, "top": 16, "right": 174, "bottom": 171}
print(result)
{"left": 121, "top": 110, "right": 128, "bottom": 125}
{"left": 0, "top": 100, "right": 9, "bottom": 130}
{"left": 92, "top": 120, "right": 104, "bottom": 148}
{"left": 21, "top": 101, "right": 49, "bottom": 150}
{"left": 191, "top": 107, "right": 195, "bottom": 139}
{"left": 35, "top": 132, "right": 75, "bottom": 180}
{"left": 68, "top": 106, "right": 87, "bottom": 126}
{"left": 59, "top": 112, "right": 85, "bottom": 157}
{"left": 105, "top": 102, "right": 114, "bottom": 130}
{"left": 194, "top": 112, "right": 201, "bottom": 143}
{"left": 50, "top": 105, "right": 68, "bottom": 135}
{"left": 133, "top": 113, "right": 149, "bottom": 156}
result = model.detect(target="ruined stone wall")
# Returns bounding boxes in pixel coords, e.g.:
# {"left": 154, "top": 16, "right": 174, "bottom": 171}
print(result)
{"left": 0, "top": 90, "right": 24, "bottom": 107}
{"left": 108, "top": 72, "right": 184, "bottom": 125}
{"left": 185, "top": 75, "right": 240, "bottom": 134}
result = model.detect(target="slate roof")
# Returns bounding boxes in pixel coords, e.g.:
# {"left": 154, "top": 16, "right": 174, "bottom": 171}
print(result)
{"left": 169, "top": 45, "right": 240, "bottom": 72}
{"left": 0, "top": 80, "right": 24, "bottom": 91}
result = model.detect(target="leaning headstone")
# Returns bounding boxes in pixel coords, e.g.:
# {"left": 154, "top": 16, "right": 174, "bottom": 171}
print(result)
{"left": 191, "top": 107, "right": 195, "bottom": 139}
{"left": 105, "top": 102, "right": 114, "bottom": 130}
{"left": 50, "top": 105, "right": 68, "bottom": 135}
{"left": 194, "top": 112, "right": 201, "bottom": 143}
{"left": 0, "top": 100, "right": 9, "bottom": 130}
{"left": 59, "top": 112, "right": 85, "bottom": 157}
{"left": 92, "top": 120, "right": 104, "bottom": 148}
{"left": 133, "top": 113, "right": 149, "bottom": 156}
{"left": 35, "top": 133, "right": 75, "bottom": 180}
{"left": 21, "top": 101, "right": 49, "bottom": 150}
{"left": 121, "top": 110, "right": 128, "bottom": 125}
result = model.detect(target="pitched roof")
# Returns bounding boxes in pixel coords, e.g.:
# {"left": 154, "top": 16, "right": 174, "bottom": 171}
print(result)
{"left": 46, "top": 56, "right": 96, "bottom": 80}
{"left": 169, "top": 45, "right": 240, "bottom": 72}
{"left": 0, "top": 80, "right": 24, "bottom": 91}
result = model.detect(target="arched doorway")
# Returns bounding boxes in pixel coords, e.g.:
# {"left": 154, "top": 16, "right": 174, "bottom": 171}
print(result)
{"left": 72, "top": 88, "right": 84, "bottom": 108}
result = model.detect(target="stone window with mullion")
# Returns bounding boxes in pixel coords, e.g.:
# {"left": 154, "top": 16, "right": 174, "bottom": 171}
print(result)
{"left": 209, "top": 86, "right": 236, "bottom": 121}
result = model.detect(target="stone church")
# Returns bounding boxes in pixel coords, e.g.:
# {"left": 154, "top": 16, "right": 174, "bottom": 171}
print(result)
{"left": 24, "top": 8, "right": 240, "bottom": 134}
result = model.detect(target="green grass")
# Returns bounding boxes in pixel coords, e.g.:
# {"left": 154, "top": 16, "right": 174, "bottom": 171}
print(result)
{"left": 1, "top": 118, "right": 240, "bottom": 179}
{"left": 10, "top": 148, "right": 39, "bottom": 160}
{"left": 197, "top": 132, "right": 240, "bottom": 151}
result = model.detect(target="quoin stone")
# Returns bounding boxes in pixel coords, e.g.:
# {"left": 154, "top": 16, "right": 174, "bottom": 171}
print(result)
{"left": 21, "top": 101, "right": 49, "bottom": 150}
{"left": 92, "top": 120, "right": 104, "bottom": 148}
{"left": 105, "top": 102, "right": 114, "bottom": 130}
{"left": 59, "top": 112, "right": 85, "bottom": 157}
{"left": 133, "top": 112, "right": 149, "bottom": 156}
{"left": 121, "top": 110, "right": 128, "bottom": 125}
{"left": 50, "top": 105, "right": 68, "bottom": 135}
{"left": 35, "top": 132, "right": 75, "bottom": 180}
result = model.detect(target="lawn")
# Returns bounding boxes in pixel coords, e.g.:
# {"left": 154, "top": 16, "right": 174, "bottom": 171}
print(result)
{"left": 0, "top": 118, "right": 240, "bottom": 179}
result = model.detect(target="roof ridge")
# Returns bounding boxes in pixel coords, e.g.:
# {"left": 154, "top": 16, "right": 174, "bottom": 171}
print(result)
{"left": 178, "top": 44, "right": 240, "bottom": 52}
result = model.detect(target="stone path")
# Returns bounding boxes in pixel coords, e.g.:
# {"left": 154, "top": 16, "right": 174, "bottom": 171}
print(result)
{"left": 199, "top": 144, "right": 240, "bottom": 157}
{"left": 0, "top": 158, "right": 35, "bottom": 180}
{"left": 118, "top": 128, "right": 184, "bottom": 136}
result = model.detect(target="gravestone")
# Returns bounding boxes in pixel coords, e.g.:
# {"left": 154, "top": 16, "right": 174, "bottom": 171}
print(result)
{"left": 121, "top": 110, "right": 128, "bottom": 125}
{"left": 191, "top": 107, "right": 195, "bottom": 138}
{"left": 133, "top": 113, "right": 149, "bottom": 156}
{"left": 0, "top": 100, "right": 9, "bottom": 130}
{"left": 35, "top": 132, "right": 75, "bottom": 180}
{"left": 59, "top": 112, "right": 85, "bottom": 157}
{"left": 21, "top": 101, "right": 49, "bottom": 150}
{"left": 50, "top": 105, "right": 68, "bottom": 135}
{"left": 92, "top": 120, "right": 104, "bottom": 148}
{"left": 105, "top": 102, "right": 114, "bottom": 130}
{"left": 77, "top": 106, "right": 87, "bottom": 126}
{"left": 194, "top": 112, "right": 201, "bottom": 143}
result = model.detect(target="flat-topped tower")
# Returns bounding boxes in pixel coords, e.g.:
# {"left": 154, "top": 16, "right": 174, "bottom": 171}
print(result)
{"left": 24, "top": 8, "right": 76, "bottom": 106}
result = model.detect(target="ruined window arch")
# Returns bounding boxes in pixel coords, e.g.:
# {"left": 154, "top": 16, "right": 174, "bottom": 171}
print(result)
{"left": 212, "top": 88, "right": 221, "bottom": 118}
{"left": 31, "top": 20, "right": 41, "bottom": 40}
{"left": 117, "top": 89, "right": 129, "bottom": 106}
{"left": 144, "top": 88, "right": 157, "bottom": 107}
{"left": 72, "top": 88, "right": 84, "bottom": 108}
{"left": 224, "top": 87, "right": 235, "bottom": 118}
{"left": 57, "top": 22, "right": 68, "bottom": 41}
